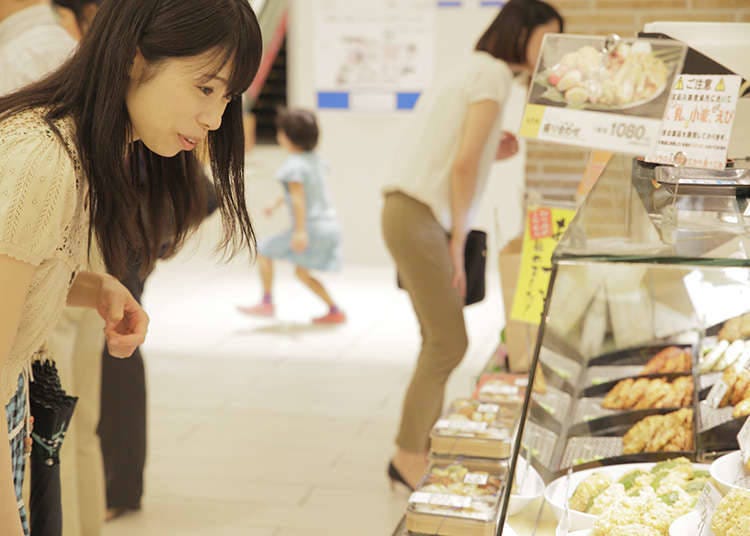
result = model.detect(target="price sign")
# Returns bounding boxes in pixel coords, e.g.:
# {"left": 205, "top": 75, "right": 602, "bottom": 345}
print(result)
{"left": 476, "top": 403, "right": 501, "bottom": 414}
{"left": 481, "top": 383, "right": 519, "bottom": 396}
{"left": 434, "top": 419, "right": 488, "bottom": 433}
{"left": 464, "top": 472, "right": 489, "bottom": 485}
{"left": 520, "top": 34, "right": 687, "bottom": 154}
{"left": 706, "top": 380, "right": 729, "bottom": 409}
{"left": 697, "top": 482, "right": 722, "bottom": 536}
{"left": 522, "top": 106, "right": 661, "bottom": 154}
{"left": 408, "top": 492, "right": 472, "bottom": 509}
{"left": 429, "top": 494, "right": 472, "bottom": 509}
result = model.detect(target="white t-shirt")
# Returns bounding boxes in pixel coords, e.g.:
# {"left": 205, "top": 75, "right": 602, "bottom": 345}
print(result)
{"left": 384, "top": 51, "right": 513, "bottom": 230}
{"left": 0, "top": 5, "right": 77, "bottom": 96}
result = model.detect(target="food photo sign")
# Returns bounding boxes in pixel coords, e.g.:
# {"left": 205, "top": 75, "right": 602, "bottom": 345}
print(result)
{"left": 520, "top": 34, "right": 688, "bottom": 155}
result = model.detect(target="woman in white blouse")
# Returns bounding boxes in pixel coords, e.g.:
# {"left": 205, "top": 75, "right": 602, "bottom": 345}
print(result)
{"left": 0, "top": 1, "right": 263, "bottom": 534}
{"left": 382, "top": 0, "right": 564, "bottom": 489}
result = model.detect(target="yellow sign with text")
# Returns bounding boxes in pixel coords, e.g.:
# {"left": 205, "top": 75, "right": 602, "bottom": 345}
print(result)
{"left": 511, "top": 206, "right": 576, "bottom": 325}
{"left": 520, "top": 104, "right": 546, "bottom": 139}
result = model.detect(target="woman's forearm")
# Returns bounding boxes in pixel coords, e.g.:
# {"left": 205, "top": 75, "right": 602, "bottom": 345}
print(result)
{"left": 66, "top": 270, "right": 108, "bottom": 309}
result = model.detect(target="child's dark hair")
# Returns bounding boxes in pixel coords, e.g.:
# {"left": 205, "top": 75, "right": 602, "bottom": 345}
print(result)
{"left": 276, "top": 109, "right": 319, "bottom": 152}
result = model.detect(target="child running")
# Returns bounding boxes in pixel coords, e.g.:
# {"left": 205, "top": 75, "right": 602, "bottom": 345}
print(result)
{"left": 239, "top": 109, "right": 345, "bottom": 324}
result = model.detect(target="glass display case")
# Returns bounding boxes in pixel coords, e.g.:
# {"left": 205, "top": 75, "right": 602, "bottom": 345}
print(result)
{"left": 392, "top": 24, "right": 750, "bottom": 536}
{"left": 498, "top": 155, "right": 750, "bottom": 535}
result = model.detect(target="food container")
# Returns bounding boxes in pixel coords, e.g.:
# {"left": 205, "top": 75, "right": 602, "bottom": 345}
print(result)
{"left": 472, "top": 373, "right": 527, "bottom": 407}
{"left": 710, "top": 450, "right": 750, "bottom": 494}
{"left": 583, "top": 344, "right": 694, "bottom": 388}
{"left": 430, "top": 399, "right": 516, "bottom": 459}
{"left": 669, "top": 511, "right": 698, "bottom": 536}
{"left": 405, "top": 462, "right": 505, "bottom": 536}
{"left": 545, "top": 459, "right": 711, "bottom": 532}
{"left": 559, "top": 408, "right": 696, "bottom": 471}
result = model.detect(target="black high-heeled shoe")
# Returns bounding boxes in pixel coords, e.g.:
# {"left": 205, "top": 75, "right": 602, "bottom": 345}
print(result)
{"left": 387, "top": 461, "right": 415, "bottom": 492}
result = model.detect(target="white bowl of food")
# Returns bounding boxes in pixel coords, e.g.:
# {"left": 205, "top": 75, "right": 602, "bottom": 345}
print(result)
{"left": 545, "top": 464, "right": 634, "bottom": 531}
{"left": 669, "top": 510, "right": 699, "bottom": 536}
{"left": 710, "top": 450, "right": 750, "bottom": 494}
{"left": 545, "top": 459, "right": 711, "bottom": 532}
{"left": 507, "top": 457, "right": 545, "bottom": 517}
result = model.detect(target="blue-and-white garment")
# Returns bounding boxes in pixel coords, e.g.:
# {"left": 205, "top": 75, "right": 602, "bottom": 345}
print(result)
{"left": 5, "top": 374, "right": 29, "bottom": 536}
{"left": 259, "top": 153, "right": 342, "bottom": 272}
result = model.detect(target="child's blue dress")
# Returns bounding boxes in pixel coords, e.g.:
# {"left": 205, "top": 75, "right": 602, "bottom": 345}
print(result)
{"left": 259, "top": 153, "right": 342, "bottom": 271}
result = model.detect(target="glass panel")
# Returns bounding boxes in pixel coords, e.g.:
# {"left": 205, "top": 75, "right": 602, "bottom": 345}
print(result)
{"left": 555, "top": 156, "right": 750, "bottom": 264}
{"left": 500, "top": 262, "right": 750, "bottom": 535}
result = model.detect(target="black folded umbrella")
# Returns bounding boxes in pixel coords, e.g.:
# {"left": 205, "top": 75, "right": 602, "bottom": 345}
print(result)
{"left": 28, "top": 360, "right": 78, "bottom": 536}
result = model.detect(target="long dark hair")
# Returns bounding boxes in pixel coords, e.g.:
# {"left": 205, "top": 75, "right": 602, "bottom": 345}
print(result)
{"left": 476, "top": 0, "right": 563, "bottom": 64}
{"left": 52, "top": 0, "right": 99, "bottom": 32}
{"left": 0, "top": 0, "right": 262, "bottom": 279}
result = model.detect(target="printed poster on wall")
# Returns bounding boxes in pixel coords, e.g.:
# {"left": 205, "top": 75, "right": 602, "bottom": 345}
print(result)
{"left": 520, "top": 34, "right": 687, "bottom": 155}
{"left": 314, "top": 0, "right": 435, "bottom": 112}
{"left": 511, "top": 206, "right": 576, "bottom": 325}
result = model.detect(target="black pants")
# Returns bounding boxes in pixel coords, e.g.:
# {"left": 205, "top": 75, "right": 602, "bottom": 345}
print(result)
{"left": 98, "top": 268, "right": 147, "bottom": 510}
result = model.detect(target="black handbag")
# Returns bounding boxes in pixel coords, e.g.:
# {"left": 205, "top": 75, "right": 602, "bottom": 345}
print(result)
{"left": 397, "top": 229, "right": 487, "bottom": 306}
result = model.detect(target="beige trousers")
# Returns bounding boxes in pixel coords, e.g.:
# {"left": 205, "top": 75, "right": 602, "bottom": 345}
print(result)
{"left": 45, "top": 249, "right": 106, "bottom": 536}
{"left": 382, "top": 192, "right": 469, "bottom": 452}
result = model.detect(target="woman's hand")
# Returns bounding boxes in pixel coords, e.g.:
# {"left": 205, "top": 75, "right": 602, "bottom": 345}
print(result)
{"left": 291, "top": 230, "right": 309, "bottom": 253}
{"left": 449, "top": 235, "right": 466, "bottom": 299}
{"left": 96, "top": 276, "right": 149, "bottom": 358}
{"left": 496, "top": 131, "right": 519, "bottom": 160}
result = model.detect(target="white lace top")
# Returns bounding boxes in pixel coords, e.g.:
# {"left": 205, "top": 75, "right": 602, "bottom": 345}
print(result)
{"left": 0, "top": 108, "right": 88, "bottom": 402}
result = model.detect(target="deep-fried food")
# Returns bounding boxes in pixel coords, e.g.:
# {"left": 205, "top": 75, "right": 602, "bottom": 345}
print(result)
{"left": 733, "top": 398, "right": 750, "bottom": 419}
{"left": 672, "top": 376, "right": 694, "bottom": 408}
{"left": 622, "top": 378, "right": 651, "bottom": 409}
{"left": 603, "top": 378, "right": 634, "bottom": 409}
{"left": 623, "top": 414, "right": 660, "bottom": 454}
{"left": 715, "top": 368, "right": 750, "bottom": 409}
{"left": 718, "top": 313, "right": 750, "bottom": 342}
{"left": 623, "top": 409, "right": 693, "bottom": 454}
{"left": 602, "top": 377, "right": 692, "bottom": 411}
{"left": 719, "top": 317, "right": 744, "bottom": 342}
{"left": 634, "top": 380, "right": 670, "bottom": 409}
{"left": 731, "top": 373, "right": 750, "bottom": 407}
{"left": 720, "top": 368, "right": 739, "bottom": 407}
{"left": 642, "top": 346, "right": 692, "bottom": 375}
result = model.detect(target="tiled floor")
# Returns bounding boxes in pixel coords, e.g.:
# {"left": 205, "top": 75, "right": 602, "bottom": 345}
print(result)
{"left": 102, "top": 209, "right": 505, "bottom": 535}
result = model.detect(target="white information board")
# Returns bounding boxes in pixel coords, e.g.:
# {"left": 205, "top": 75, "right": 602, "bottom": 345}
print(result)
{"left": 314, "top": 0, "right": 435, "bottom": 111}
{"left": 646, "top": 75, "right": 741, "bottom": 170}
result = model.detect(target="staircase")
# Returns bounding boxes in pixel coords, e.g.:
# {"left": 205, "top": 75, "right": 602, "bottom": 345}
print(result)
{"left": 247, "top": 0, "right": 289, "bottom": 145}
